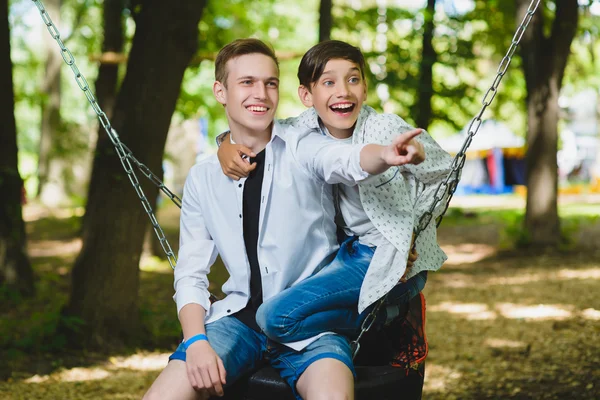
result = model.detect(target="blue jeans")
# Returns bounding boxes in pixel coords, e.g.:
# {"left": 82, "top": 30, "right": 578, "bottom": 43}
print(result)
{"left": 256, "top": 236, "right": 427, "bottom": 343}
{"left": 169, "top": 316, "right": 354, "bottom": 400}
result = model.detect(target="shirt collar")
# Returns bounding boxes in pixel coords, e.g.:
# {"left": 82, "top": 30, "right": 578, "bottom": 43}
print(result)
{"left": 295, "top": 105, "right": 374, "bottom": 140}
{"left": 222, "top": 121, "right": 284, "bottom": 147}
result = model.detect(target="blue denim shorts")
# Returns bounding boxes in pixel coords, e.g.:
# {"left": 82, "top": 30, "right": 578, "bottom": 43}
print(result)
{"left": 169, "top": 315, "right": 355, "bottom": 399}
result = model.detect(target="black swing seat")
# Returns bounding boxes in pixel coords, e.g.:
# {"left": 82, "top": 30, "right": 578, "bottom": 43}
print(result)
{"left": 216, "top": 363, "right": 425, "bottom": 400}
{"left": 212, "top": 325, "right": 425, "bottom": 400}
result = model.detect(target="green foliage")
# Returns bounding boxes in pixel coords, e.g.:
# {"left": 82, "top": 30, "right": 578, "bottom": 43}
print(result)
{"left": 333, "top": 1, "right": 527, "bottom": 137}
{"left": 10, "top": 0, "right": 599, "bottom": 167}
{"left": 0, "top": 278, "right": 82, "bottom": 354}
{"left": 174, "top": 0, "right": 321, "bottom": 139}
{"left": 499, "top": 211, "right": 530, "bottom": 248}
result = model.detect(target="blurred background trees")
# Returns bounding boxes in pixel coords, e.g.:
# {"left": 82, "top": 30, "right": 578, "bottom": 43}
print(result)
{"left": 0, "top": 0, "right": 34, "bottom": 297}
{"left": 1, "top": 0, "right": 600, "bottom": 348}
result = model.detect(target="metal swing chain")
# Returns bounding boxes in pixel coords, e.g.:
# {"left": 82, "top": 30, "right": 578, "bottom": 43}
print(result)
{"left": 31, "top": 0, "right": 181, "bottom": 269}
{"left": 351, "top": 0, "right": 541, "bottom": 359}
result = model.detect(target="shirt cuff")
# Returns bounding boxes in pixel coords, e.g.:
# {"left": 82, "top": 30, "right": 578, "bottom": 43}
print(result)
{"left": 351, "top": 143, "right": 371, "bottom": 182}
{"left": 174, "top": 286, "right": 212, "bottom": 315}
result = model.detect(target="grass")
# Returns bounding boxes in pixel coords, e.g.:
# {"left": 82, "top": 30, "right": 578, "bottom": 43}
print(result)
{"left": 1, "top": 197, "right": 599, "bottom": 399}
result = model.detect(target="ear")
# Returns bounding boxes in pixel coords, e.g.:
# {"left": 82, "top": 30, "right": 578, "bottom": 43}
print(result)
{"left": 213, "top": 81, "right": 227, "bottom": 106}
{"left": 297, "top": 85, "right": 314, "bottom": 108}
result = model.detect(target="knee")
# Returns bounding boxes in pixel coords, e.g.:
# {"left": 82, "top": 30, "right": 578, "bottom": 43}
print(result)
{"left": 256, "top": 303, "right": 294, "bottom": 341}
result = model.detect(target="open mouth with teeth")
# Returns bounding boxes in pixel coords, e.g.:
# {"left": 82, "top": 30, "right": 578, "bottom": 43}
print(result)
{"left": 246, "top": 105, "right": 269, "bottom": 113}
{"left": 329, "top": 103, "right": 356, "bottom": 115}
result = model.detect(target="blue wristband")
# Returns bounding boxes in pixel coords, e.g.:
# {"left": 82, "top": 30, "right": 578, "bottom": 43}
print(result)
{"left": 183, "top": 333, "right": 208, "bottom": 350}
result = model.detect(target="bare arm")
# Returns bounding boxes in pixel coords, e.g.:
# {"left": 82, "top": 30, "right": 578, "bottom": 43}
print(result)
{"left": 178, "top": 303, "right": 227, "bottom": 397}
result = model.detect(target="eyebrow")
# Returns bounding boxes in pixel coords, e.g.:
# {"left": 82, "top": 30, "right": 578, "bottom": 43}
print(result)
{"left": 321, "top": 67, "right": 361, "bottom": 77}
{"left": 237, "top": 76, "right": 280, "bottom": 82}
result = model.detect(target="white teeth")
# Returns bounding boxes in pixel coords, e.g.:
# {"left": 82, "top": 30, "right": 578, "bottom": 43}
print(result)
{"left": 248, "top": 106, "right": 267, "bottom": 112}
{"left": 331, "top": 103, "right": 353, "bottom": 110}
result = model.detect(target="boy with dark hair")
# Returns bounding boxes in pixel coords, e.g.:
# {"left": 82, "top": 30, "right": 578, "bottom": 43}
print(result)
{"left": 218, "top": 39, "right": 452, "bottom": 368}
{"left": 144, "top": 38, "right": 428, "bottom": 400}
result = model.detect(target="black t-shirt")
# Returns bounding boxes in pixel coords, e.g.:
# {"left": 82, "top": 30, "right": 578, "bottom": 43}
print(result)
{"left": 232, "top": 149, "right": 266, "bottom": 332}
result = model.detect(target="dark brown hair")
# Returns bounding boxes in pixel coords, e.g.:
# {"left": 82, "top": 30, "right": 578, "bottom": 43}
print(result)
{"left": 297, "top": 40, "right": 366, "bottom": 89}
{"left": 215, "top": 38, "right": 279, "bottom": 86}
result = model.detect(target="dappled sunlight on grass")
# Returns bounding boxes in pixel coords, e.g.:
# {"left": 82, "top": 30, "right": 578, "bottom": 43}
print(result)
{"left": 108, "top": 352, "right": 170, "bottom": 371}
{"left": 581, "top": 308, "right": 600, "bottom": 320}
{"left": 24, "top": 368, "right": 111, "bottom": 384}
{"left": 0, "top": 368, "right": 158, "bottom": 399}
{"left": 558, "top": 268, "right": 600, "bottom": 280}
{"left": 496, "top": 303, "right": 573, "bottom": 320}
{"left": 442, "top": 243, "right": 496, "bottom": 266}
{"left": 4, "top": 199, "right": 598, "bottom": 399}
{"left": 429, "top": 300, "right": 598, "bottom": 323}
{"left": 436, "top": 267, "right": 600, "bottom": 290}
{"left": 422, "top": 364, "right": 462, "bottom": 393}
{"left": 29, "top": 238, "right": 82, "bottom": 258}
{"left": 429, "top": 301, "right": 497, "bottom": 320}
{"left": 22, "top": 204, "right": 85, "bottom": 222}
{"left": 484, "top": 338, "right": 528, "bottom": 350}
{"left": 20, "top": 351, "right": 169, "bottom": 386}
{"left": 56, "top": 367, "right": 112, "bottom": 382}
{"left": 139, "top": 255, "right": 174, "bottom": 274}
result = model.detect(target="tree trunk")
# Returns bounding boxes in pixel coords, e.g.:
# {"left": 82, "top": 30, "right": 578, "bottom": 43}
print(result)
{"left": 95, "top": 0, "right": 124, "bottom": 119}
{"left": 319, "top": 0, "right": 332, "bottom": 42}
{"left": 414, "top": 0, "right": 436, "bottom": 130}
{"left": 37, "top": 0, "right": 68, "bottom": 206}
{"left": 62, "top": 0, "right": 207, "bottom": 349}
{"left": 0, "top": 0, "right": 34, "bottom": 296}
{"left": 517, "top": 0, "right": 579, "bottom": 247}
{"left": 82, "top": 0, "right": 124, "bottom": 230}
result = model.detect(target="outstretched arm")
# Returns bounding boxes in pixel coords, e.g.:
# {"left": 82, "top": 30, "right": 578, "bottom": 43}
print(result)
{"left": 292, "top": 127, "right": 425, "bottom": 186}
{"left": 360, "top": 129, "right": 425, "bottom": 175}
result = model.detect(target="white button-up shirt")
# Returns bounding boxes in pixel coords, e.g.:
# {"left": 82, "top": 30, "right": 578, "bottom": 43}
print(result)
{"left": 174, "top": 121, "right": 369, "bottom": 350}
{"left": 281, "top": 106, "right": 453, "bottom": 312}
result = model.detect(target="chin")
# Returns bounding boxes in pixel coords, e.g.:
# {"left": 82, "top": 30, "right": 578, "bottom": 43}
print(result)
{"left": 333, "top": 118, "right": 357, "bottom": 130}
{"left": 245, "top": 119, "right": 272, "bottom": 132}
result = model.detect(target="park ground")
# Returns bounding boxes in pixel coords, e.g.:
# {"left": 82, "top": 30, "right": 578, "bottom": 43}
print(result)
{"left": 0, "top": 194, "right": 599, "bottom": 399}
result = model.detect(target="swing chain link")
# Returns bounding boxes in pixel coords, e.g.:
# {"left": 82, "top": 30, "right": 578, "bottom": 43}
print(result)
{"left": 351, "top": 0, "right": 541, "bottom": 360}
{"left": 31, "top": 0, "right": 181, "bottom": 269}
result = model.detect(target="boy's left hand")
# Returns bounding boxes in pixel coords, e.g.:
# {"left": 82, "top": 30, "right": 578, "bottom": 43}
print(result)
{"left": 400, "top": 246, "right": 418, "bottom": 283}
{"left": 382, "top": 129, "right": 426, "bottom": 166}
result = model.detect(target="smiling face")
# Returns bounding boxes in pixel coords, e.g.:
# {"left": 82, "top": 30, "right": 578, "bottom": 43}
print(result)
{"left": 298, "top": 58, "right": 367, "bottom": 139}
{"left": 213, "top": 53, "right": 280, "bottom": 137}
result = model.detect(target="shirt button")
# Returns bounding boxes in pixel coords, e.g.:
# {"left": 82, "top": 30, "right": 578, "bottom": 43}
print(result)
{"left": 239, "top": 214, "right": 242, "bottom": 218}
{"left": 238, "top": 184, "right": 242, "bottom": 188}
{"left": 227, "top": 309, "right": 231, "bottom": 313}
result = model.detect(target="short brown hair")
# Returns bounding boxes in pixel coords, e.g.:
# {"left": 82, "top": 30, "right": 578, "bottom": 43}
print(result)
{"left": 297, "top": 40, "right": 366, "bottom": 89}
{"left": 215, "top": 39, "right": 279, "bottom": 86}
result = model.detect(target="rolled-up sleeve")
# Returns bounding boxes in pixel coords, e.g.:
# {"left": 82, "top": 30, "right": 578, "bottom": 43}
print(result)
{"left": 291, "top": 128, "right": 371, "bottom": 185}
{"left": 173, "top": 168, "right": 218, "bottom": 315}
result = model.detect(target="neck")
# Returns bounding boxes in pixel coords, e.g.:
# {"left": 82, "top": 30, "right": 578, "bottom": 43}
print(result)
{"left": 230, "top": 122, "right": 273, "bottom": 153}
{"left": 322, "top": 122, "right": 354, "bottom": 139}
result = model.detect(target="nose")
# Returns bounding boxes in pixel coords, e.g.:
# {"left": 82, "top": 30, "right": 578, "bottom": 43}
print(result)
{"left": 253, "top": 82, "right": 267, "bottom": 100}
{"left": 336, "top": 81, "right": 350, "bottom": 98}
